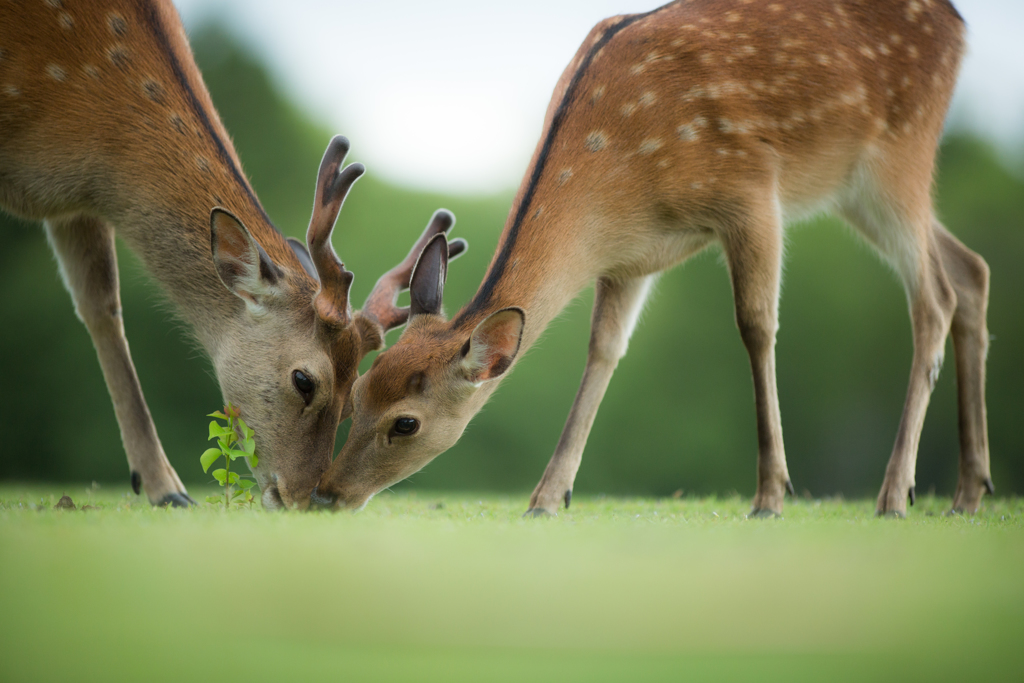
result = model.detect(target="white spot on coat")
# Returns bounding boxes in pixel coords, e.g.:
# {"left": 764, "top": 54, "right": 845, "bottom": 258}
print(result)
{"left": 585, "top": 131, "right": 608, "bottom": 152}
{"left": 638, "top": 138, "right": 663, "bottom": 155}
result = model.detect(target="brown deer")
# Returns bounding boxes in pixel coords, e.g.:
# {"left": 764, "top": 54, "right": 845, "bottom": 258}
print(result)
{"left": 311, "top": 0, "right": 991, "bottom": 517}
{"left": 0, "top": 1, "right": 464, "bottom": 508}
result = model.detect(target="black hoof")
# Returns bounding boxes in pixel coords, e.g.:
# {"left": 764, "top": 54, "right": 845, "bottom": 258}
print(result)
{"left": 130, "top": 471, "right": 142, "bottom": 495}
{"left": 984, "top": 478, "right": 995, "bottom": 495}
{"left": 785, "top": 479, "right": 795, "bottom": 496}
{"left": 523, "top": 508, "right": 553, "bottom": 518}
{"left": 748, "top": 508, "right": 781, "bottom": 519}
{"left": 563, "top": 489, "right": 572, "bottom": 509}
{"left": 908, "top": 486, "right": 916, "bottom": 506}
{"left": 158, "top": 492, "right": 196, "bottom": 508}
{"left": 875, "top": 509, "right": 906, "bottom": 519}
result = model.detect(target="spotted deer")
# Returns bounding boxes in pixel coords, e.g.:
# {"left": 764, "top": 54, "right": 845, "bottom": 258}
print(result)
{"left": 0, "top": 1, "right": 464, "bottom": 508}
{"left": 311, "top": 0, "right": 991, "bottom": 517}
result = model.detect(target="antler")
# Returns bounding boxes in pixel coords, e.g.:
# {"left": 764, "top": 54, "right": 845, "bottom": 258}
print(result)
{"left": 362, "top": 209, "right": 467, "bottom": 332}
{"left": 307, "top": 135, "right": 364, "bottom": 327}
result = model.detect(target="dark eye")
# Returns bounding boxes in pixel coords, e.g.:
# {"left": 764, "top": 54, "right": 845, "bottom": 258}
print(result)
{"left": 392, "top": 417, "right": 419, "bottom": 436}
{"left": 292, "top": 370, "right": 315, "bottom": 405}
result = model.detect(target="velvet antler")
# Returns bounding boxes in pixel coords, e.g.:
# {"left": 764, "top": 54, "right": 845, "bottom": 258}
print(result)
{"left": 361, "top": 209, "right": 467, "bottom": 332}
{"left": 306, "top": 135, "right": 364, "bottom": 326}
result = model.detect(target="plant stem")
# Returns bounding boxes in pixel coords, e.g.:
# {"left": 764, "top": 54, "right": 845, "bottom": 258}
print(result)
{"left": 224, "top": 414, "right": 233, "bottom": 510}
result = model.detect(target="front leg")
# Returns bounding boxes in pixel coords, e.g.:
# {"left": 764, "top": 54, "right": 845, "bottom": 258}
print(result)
{"left": 721, "top": 198, "right": 792, "bottom": 517}
{"left": 526, "top": 275, "right": 653, "bottom": 516}
{"left": 45, "top": 216, "right": 193, "bottom": 507}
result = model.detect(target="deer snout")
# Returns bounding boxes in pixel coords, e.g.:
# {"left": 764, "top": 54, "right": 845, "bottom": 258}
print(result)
{"left": 308, "top": 484, "right": 340, "bottom": 510}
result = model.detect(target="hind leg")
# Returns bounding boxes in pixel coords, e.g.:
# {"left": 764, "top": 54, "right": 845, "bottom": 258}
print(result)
{"left": 45, "top": 215, "right": 194, "bottom": 507}
{"left": 842, "top": 176, "right": 957, "bottom": 516}
{"left": 935, "top": 225, "right": 992, "bottom": 513}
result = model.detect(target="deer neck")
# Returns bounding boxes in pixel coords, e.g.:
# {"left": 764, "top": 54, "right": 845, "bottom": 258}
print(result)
{"left": 111, "top": 182, "right": 289, "bottom": 355}
{"left": 453, "top": 199, "right": 599, "bottom": 356}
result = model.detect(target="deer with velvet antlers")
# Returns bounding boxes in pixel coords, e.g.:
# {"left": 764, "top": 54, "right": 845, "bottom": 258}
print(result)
{"left": 0, "top": 0, "right": 464, "bottom": 509}
{"left": 312, "top": 0, "right": 991, "bottom": 517}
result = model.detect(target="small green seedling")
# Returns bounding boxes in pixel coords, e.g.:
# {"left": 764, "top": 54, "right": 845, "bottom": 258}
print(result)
{"left": 200, "top": 403, "right": 258, "bottom": 509}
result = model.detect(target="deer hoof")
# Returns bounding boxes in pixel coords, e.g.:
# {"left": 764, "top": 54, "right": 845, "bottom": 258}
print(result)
{"left": 523, "top": 507, "right": 554, "bottom": 518}
{"left": 130, "top": 471, "right": 142, "bottom": 495}
{"left": 158, "top": 492, "right": 196, "bottom": 508}
{"left": 875, "top": 509, "right": 906, "bottom": 519}
{"left": 785, "top": 479, "right": 795, "bottom": 496}
{"left": 984, "top": 478, "right": 995, "bottom": 495}
{"left": 748, "top": 508, "right": 781, "bottom": 519}
{"left": 908, "top": 486, "right": 916, "bottom": 506}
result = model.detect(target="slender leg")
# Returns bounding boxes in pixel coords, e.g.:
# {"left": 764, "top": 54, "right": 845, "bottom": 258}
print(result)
{"left": 526, "top": 275, "right": 654, "bottom": 515}
{"left": 721, "top": 199, "right": 792, "bottom": 517}
{"left": 45, "top": 216, "right": 193, "bottom": 506}
{"left": 935, "top": 224, "right": 992, "bottom": 513}
{"left": 873, "top": 229, "right": 956, "bottom": 516}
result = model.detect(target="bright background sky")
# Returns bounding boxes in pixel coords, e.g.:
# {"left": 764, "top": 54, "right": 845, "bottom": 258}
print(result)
{"left": 174, "top": 0, "right": 1024, "bottom": 194}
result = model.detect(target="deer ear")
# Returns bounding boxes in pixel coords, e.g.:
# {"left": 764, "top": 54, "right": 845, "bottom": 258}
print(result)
{"left": 460, "top": 308, "right": 525, "bottom": 384}
{"left": 287, "top": 236, "right": 318, "bottom": 281}
{"left": 210, "top": 208, "right": 282, "bottom": 311}
{"left": 409, "top": 232, "right": 448, "bottom": 317}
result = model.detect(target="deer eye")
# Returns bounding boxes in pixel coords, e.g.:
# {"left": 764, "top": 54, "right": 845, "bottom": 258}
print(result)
{"left": 292, "top": 370, "right": 315, "bottom": 405}
{"left": 392, "top": 417, "right": 419, "bottom": 436}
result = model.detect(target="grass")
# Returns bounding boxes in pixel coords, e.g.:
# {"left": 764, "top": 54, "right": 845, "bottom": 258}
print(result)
{"left": 1, "top": 485, "right": 1022, "bottom": 682}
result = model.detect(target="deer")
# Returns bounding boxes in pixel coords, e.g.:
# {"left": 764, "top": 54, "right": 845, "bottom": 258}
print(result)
{"left": 310, "top": 0, "right": 991, "bottom": 518}
{"left": 0, "top": 0, "right": 464, "bottom": 509}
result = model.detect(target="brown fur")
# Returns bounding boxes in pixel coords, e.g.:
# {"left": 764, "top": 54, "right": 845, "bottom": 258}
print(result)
{"left": 316, "top": 0, "right": 987, "bottom": 516}
{"left": 0, "top": 1, "right": 457, "bottom": 508}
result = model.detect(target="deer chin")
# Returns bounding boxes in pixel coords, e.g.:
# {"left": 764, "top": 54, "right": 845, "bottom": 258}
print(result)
{"left": 308, "top": 482, "right": 376, "bottom": 512}
{"left": 261, "top": 482, "right": 286, "bottom": 511}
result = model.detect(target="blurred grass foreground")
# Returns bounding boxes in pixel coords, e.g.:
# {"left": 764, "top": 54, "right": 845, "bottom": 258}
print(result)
{"left": 2, "top": 486, "right": 1023, "bottom": 682}
{"left": 1, "top": 20, "right": 1022, "bottom": 501}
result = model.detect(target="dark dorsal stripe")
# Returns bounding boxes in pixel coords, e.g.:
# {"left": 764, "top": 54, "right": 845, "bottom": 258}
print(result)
{"left": 138, "top": 0, "right": 276, "bottom": 231}
{"left": 453, "top": 3, "right": 672, "bottom": 328}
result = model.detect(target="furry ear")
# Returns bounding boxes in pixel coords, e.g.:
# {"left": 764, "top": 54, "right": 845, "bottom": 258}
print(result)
{"left": 210, "top": 208, "right": 282, "bottom": 311}
{"left": 460, "top": 308, "right": 525, "bottom": 384}
{"left": 409, "top": 232, "right": 448, "bottom": 317}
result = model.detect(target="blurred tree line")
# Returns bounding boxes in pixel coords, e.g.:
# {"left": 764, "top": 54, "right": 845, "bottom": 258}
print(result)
{"left": 1, "top": 22, "right": 1021, "bottom": 499}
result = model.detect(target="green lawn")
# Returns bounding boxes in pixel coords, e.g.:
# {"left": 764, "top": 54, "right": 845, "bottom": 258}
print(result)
{"left": 1, "top": 486, "right": 1021, "bottom": 682}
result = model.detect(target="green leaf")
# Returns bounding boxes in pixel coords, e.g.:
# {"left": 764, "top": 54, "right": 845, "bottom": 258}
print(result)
{"left": 248, "top": 454, "right": 259, "bottom": 469}
{"left": 205, "top": 496, "right": 221, "bottom": 504}
{"left": 241, "top": 437, "right": 256, "bottom": 455}
{"left": 237, "top": 479, "right": 256, "bottom": 490}
{"left": 209, "top": 421, "right": 233, "bottom": 440}
{"left": 212, "top": 469, "right": 228, "bottom": 484}
{"left": 207, "top": 411, "right": 227, "bottom": 419}
{"left": 227, "top": 471, "right": 240, "bottom": 485}
{"left": 227, "top": 449, "right": 251, "bottom": 461}
{"left": 200, "top": 448, "right": 221, "bottom": 473}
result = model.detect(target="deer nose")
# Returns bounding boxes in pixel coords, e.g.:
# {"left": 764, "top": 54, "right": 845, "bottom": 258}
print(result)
{"left": 309, "top": 484, "right": 338, "bottom": 510}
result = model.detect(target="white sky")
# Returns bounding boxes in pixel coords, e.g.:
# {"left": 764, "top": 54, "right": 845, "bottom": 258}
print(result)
{"left": 174, "top": 0, "right": 1024, "bottom": 194}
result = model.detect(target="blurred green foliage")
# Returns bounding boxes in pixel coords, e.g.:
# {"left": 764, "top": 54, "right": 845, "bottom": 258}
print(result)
{"left": 0, "top": 22, "right": 1021, "bottom": 499}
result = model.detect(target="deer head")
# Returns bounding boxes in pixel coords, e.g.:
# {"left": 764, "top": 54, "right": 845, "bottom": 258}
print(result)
{"left": 310, "top": 232, "right": 522, "bottom": 510}
{"left": 209, "top": 136, "right": 466, "bottom": 509}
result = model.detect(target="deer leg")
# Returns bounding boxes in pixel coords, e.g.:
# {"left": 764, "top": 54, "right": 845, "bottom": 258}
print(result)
{"left": 526, "top": 275, "right": 654, "bottom": 516}
{"left": 722, "top": 204, "right": 791, "bottom": 517}
{"left": 934, "top": 224, "right": 992, "bottom": 513}
{"left": 45, "top": 215, "right": 193, "bottom": 507}
{"left": 875, "top": 229, "right": 957, "bottom": 517}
